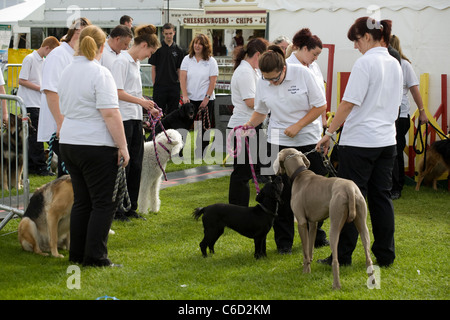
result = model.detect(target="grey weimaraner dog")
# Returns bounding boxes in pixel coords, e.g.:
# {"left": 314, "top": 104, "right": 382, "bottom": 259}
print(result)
{"left": 273, "top": 148, "right": 375, "bottom": 290}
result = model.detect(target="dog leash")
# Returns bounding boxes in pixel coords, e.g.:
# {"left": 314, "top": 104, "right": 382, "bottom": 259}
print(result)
{"left": 112, "top": 158, "right": 131, "bottom": 213}
{"left": 227, "top": 125, "right": 260, "bottom": 194}
{"left": 47, "top": 133, "right": 69, "bottom": 175}
{"left": 195, "top": 106, "right": 211, "bottom": 130}
{"left": 148, "top": 103, "right": 172, "bottom": 181}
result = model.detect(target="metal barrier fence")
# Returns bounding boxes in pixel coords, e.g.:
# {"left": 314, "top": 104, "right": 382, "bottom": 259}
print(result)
{"left": 0, "top": 94, "right": 29, "bottom": 232}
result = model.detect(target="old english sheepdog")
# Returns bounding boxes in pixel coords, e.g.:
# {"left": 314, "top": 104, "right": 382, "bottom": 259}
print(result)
{"left": 138, "top": 129, "right": 183, "bottom": 213}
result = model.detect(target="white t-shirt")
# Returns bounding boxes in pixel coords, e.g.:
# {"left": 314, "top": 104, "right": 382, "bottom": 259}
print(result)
{"left": 286, "top": 54, "right": 326, "bottom": 95}
{"left": 111, "top": 51, "right": 143, "bottom": 121}
{"left": 255, "top": 63, "right": 326, "bottom": 147}
{"left": 180, "top": 55, "right": 218, "bottom": 101}
{"left": 399, "top": 58, "right": 419, "bottom": 118}
{"left": 38, "top": 42, "right": 74, "bottom": 142}
{"left": 17, "top": 50, "right": 43, "bottom": 108}
{"left": 100, "top": 41, "right": 119, "bottom": 72}
{"left": 59, "top": 56, "right": 119, "bottom": 147}
{"left": 341, "top": 47, "right": 403, "bottom": 148}
{"left": 228, "top": 60, "right": 260, "bottom": 128}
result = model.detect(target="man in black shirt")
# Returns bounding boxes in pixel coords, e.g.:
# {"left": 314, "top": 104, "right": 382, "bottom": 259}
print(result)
{"left": 149, "top": 23, "right": 185, "bottom": 115}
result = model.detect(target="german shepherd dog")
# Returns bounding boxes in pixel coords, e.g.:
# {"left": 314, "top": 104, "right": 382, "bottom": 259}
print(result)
{"left": 416, "top": 139, "right": 450, "bottom": 191}
{"left": 2, "top": 114, "right": 32, "bottom": 190}
{"left": 193, "top": 176, "right": 284, "bottom": 259}
{"left": 18, "top": 175, "right": 73, "bottom": 258}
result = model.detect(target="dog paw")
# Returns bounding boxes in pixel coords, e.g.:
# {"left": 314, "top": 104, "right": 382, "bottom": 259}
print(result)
{"left": 52, "top": 253, "right": 65, "bottom": 258}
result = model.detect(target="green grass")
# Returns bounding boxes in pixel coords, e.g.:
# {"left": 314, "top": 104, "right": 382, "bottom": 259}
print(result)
{"left": 0, "top": 175, "right": 448, "bottom": 300}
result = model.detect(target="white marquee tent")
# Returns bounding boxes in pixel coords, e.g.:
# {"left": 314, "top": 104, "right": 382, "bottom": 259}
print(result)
{"left": 258, "top": 0, "right": 450, "bottom": 120}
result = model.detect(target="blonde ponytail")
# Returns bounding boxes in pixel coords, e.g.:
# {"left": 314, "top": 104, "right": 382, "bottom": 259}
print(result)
{"left": 77, "top": 25, "right": 106, "bottom": 61}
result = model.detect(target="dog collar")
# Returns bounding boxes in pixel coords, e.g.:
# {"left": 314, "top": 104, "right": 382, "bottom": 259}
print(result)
{"left": 158, "top": 142, "right": 171, "bottom": 158}
{"left": 258, "top": 203, "right": 278, "bottom": 217}
{"left": 290, "top": 165, "right": 308, "bottom": 183}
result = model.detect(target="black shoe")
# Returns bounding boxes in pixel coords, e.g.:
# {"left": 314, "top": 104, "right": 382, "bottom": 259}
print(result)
{"left": 317, "top": 255, "right": 351, "bottom": 266}
{"left": 126, "top": 211, "right": 147, "bottom": 221}
{"left": 277, "top": 247, "right": 292, "bottom": 255}
{"left": 114, "top": 212, "right": 130, "bottom": 222}
{"left": 37, "top": 169, "right": 56, "bottom": 176}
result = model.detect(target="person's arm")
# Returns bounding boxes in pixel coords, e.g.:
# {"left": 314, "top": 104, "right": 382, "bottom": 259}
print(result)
{"left": 244, "top": 111, "right": 267, "bottom": 129}
{"left": 316, "top": 100, "right": 355, "bottom": 154}
{"left": 44, "top": 90, "right": 64, "bottom": 137}
{"left": 410, "top": 85, "right": 428, "bottom": 124}
{"left": 151, "top": 65, "right": 156, "bottom": 85}
{"left": 117, "top": 89, "right": 159, "bottom": 118}
{"left": 99, "top": 108, "right": 130, "bottom": 167}
{"left": 19, "top": 78, "right": 40, "bottom": 92}
{"left": 244, "top": 98, "right": 255, "bottom": 110}
{"left": 180, "top": 70, "right": 189, "bottom": 104}
{"left": 284, "top": 104, "right": 327, "bottom": 138}
{"left": 200, "top": 75, "right": 217, "bottom": 109}
{"left": 0, "top": 85, "right": 7, "bottom": 123}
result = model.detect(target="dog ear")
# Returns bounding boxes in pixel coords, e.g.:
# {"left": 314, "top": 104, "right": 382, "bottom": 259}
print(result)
{"left": 301, "top": 153, "right": 310, "bottom": 169}
{"left": 273, "top": 156, "right": 285, "bottom": 175}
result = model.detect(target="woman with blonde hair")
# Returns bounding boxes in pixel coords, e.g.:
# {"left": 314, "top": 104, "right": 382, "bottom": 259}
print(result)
{"left": 180, "top": 33, "right": 219, "bottom": 154}
{"left": 59, "top": 25, "right": 129, "bottom": 267}
{"left": 111, "top": 24, "right": 160, "bottom": 221}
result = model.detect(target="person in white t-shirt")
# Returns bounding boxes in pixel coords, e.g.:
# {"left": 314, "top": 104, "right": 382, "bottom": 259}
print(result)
{"left": 111, "top": 24, "right": 160, "bottom": 221}
{"left": 38, "top": 17, "right": 91, "bottom": 177}
{"left": 389, "top": 35, "right": 428, "bottom": 200}
{"left": 59, "top": 25, "right": 129, "bottom": 268}
{"left": 100, "top": 24, "right": 133, "bottom": 71}
{"left": 287, "top": 28, "right": 328, "bottom": 130}
{"left": 243, "top": 45, "right": 327, "bottom": 254}
{"left": 285, "top": 28, "right": 330, "bottom": 248}
{"left": 316, "top": 17, "right": 403, "bottom": 267}
{"left": 18, "top": 36, "right": 60, "bottom": 176}
{"left": 227, "top": 37, "right": 268, "bottom": 207}
{"left": 180, "top": 33, "right": 219, "bottom": 154}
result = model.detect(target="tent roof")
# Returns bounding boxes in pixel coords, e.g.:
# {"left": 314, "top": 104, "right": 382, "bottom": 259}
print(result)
{"left": 257, "top": 0, "right": 450, "bottom": 12}
{"left": 0, "top": 0, "right": 44, "bottom": 25}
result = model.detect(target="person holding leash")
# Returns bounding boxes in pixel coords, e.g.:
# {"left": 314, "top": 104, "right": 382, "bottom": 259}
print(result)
{"left": 59, "top": 25, "right": 129, "bottom": 267}
{"left": 111, "top": 24, "right": 160, "bottom": 221}
{"left": 38, "top": 17, "right": 91, "bottom": 177}
{"left": 243, "top": 45, "right": 327, "bottom": 254}
{"left": 316, "top": 17, "right": 403, "bottom": 267}
{"left": 227, "top": 37, "right": 268, "bottom": 207}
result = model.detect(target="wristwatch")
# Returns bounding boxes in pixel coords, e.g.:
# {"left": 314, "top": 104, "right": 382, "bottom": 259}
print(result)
{"left": 205, "top": 94, "right": 211, "bottom": 99}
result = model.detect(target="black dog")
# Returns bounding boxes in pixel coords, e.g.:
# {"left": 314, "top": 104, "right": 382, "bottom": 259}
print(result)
{"left": 145, "top": 102, "right": 195, "bottom": 141}
{"left": 193, "top": 176, "right": 284, "bottom": 259}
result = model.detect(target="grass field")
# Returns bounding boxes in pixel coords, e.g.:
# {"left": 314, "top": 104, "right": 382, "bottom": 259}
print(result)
{"left": 0, "top": 173, "right": 448, "bottom": 302}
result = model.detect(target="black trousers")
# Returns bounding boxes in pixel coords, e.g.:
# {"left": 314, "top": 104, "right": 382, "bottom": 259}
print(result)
{"left": 271, "top": 143, "right": 329, "bottom": 250}
{"left": 228, "top": 125, "right": 263, "bottom": 207}
{"left": 27, "top": 107, "right": 47, "bottom": 173}
{"left": 119, "top": 120, "right": 144, "bottom": 215}
{"left": 392, "top": 116, "right": 410, "bottom": 193}
{"left": 153, "top": 85, "right": 180, "bottom": 115}
{"left": 336, "top": 145, "right": 396, "bottom": 266}
{"left": 60, "top": 144, "right": 118, "bottom": 266}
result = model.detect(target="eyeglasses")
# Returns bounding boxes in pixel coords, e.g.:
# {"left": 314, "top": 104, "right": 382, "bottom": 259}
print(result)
{"left": 262, "top": 70, "right": 283, "bottom": 82}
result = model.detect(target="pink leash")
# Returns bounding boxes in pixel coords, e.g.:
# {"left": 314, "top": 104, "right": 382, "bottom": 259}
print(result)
{"left": 148, "top": 103, "right": 172, "bottom": 181}
{"left": 227, "top": 126, "right": 260, "bottom": 194}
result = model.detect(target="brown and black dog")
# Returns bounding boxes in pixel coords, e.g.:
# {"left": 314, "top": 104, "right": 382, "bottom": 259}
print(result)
{"left": 2, "top": 114, "right": 33, "bottom": 190}
{"left": 415, "top": 139, "right": 450, "bottom": 191}
{"left": 18, "top": 175, "right": 73, "bottom": 258}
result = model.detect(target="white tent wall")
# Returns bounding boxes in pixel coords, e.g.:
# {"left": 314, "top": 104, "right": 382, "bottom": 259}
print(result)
{"left": 259, "top": 1, "right": 450, "bottom": 122}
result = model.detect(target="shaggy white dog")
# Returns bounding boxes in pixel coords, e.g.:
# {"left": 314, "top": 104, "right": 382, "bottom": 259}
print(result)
{"left": 138, "top": 129, "right": 183, "bottom": 213}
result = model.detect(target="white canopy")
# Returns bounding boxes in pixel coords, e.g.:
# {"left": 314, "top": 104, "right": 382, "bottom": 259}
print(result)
{"left": 258, "top": 0, "right": 450, "bottom": 117}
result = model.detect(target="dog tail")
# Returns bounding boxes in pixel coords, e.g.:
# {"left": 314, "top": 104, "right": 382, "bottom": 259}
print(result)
{"left": 192, "top": 207, "right": 204, "bottom": 220}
